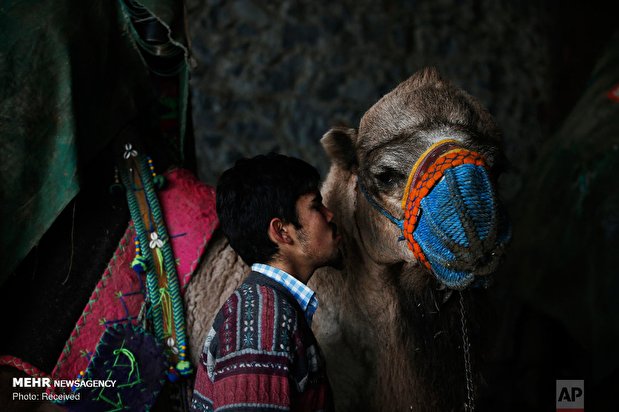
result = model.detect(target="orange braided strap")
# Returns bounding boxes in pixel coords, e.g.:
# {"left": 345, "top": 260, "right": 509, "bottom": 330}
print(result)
{"left": 402, "top": 143, "right": 488, "bottom": 270}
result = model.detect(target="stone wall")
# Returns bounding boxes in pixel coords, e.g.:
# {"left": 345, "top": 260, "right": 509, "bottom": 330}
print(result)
{"left": 186, "top": 0, "right": 612, "bottom": 203}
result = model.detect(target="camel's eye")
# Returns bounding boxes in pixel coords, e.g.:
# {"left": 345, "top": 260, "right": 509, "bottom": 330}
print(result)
{"left": 374, "top": 169, "right": 404, "bottom": 189}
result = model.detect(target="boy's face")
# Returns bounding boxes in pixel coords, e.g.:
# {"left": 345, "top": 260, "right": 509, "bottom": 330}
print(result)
{"left": 293, "top": 191, "right": 342, "bottom": 270}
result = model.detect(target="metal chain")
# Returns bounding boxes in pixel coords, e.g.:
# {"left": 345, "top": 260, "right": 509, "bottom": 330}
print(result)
{"left": 459, "top": 291, "right": 475, "bottom": 412}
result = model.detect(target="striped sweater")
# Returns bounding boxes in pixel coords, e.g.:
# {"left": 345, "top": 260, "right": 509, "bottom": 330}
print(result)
{"left": 190, "top": 272, "right": 333, "bottom": 411}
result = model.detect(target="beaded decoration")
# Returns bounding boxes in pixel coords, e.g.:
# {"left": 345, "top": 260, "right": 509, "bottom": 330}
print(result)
{"left": 131, "top": 238, "right": 147, "bottom": 274}
{"left": 109, "top": 167, "right": 125, "bottom": 195}
{"left": 120, "top": 145, "right": 192, "bottom": 379}
{"left": 71, "top": 370, "right": 86, "bottom": 392}
{"left": 148, "top": 156, "right": 166, "bottom": 189}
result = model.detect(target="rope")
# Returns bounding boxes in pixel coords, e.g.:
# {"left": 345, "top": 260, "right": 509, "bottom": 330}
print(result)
{"left": 120, "top": 165, "right": 165, "bottom": 341}
{"left": 459, "top": 291, "right": 475, "bottom": 412}
{"left": 138, "top": 156, "right": 189, "bottom": 354}
{"left": 0, "top": 355, "right": 50, "bottom": 379}
{"left": 358, "top": 181, "right": 404, "bottom": 230}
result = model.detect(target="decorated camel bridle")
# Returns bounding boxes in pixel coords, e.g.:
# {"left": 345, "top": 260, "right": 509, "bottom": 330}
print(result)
{"left": 358, "top": 138, "right": 509, "bottom": 411}
{"left": 358, "top": 139, "right": 504, "bottom": 289}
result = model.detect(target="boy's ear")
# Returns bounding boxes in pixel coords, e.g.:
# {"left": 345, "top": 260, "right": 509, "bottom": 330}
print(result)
{"left": 268, "top": 218, "right": 292, "bottom": 245}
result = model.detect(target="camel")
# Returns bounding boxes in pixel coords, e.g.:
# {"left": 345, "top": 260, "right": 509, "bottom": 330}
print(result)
{"left": 185, "top": 67, "right": 510, "bottom": 411}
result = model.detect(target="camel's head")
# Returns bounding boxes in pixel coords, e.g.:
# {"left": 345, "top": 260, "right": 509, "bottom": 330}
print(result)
{"left": 321, "top": 67, "right": 510, "bottom": 290}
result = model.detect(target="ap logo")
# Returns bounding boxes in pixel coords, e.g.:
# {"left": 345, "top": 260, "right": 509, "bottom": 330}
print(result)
{"left": 556, "top": 380, "right": 584, "bottom": 412}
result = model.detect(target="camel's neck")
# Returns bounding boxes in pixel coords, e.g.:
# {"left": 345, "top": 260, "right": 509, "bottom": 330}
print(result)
{"left": 330, "top": 231, "right": 488, "bottom": 411}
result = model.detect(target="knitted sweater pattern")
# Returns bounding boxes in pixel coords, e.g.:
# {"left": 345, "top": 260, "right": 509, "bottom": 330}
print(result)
{"left": 191, "top": 272, "right": 333, "bottom": 411}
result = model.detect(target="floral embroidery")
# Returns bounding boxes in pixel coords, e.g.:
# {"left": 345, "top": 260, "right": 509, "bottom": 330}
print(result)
{"left": 241, "top": 286, "right": 256, "bottom": 348}
{"left": 277, "top": 303, "right": 294, "bottom": 353}
{"left": 243, "top": 319, "right": 254, "bottom": 333}
{"left": 281, "top": 314, "right": 293, "bottom": 331}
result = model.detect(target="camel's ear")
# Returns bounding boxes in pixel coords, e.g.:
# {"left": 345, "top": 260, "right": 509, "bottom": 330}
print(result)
{"left": 321, "top": 126, "right": 358, "bottom": 171}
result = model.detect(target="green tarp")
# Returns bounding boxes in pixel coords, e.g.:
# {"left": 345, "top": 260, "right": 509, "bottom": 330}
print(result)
{"left": 0, "top": 0, "right": 189, "bottom": 285}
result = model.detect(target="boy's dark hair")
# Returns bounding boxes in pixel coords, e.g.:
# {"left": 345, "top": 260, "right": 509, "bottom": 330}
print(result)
{"left": 216, "top": 153, "right": 320, "bottom": 265}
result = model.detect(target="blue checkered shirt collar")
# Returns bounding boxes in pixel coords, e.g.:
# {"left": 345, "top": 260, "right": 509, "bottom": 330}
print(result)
{"left": 251, "top": 263, "right": 319, "bottom": 327}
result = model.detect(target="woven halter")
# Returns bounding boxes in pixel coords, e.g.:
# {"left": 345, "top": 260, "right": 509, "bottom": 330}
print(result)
{"left": 359, "top": 139, "right": 490, "bottom": 411}
{"left": 358, "top": 139, "right": 489, "bottom": 270}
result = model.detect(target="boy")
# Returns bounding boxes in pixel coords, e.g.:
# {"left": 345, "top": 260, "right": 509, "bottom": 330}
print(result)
{"left": 191, "top": 153, "right": 340, "bottom": 411}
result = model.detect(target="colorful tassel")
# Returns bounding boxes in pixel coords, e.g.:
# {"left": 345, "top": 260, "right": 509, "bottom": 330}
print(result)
{"left": 166, "top": 367, "right": 180, "bottom": 382}
{"left": 132, "top": 239, "right": 148, "bottom": 274}
{"left": 153, "top": 174, "right": 166, "bottom": 190}
{"left": 148, "top": 157, "right": 166, "bottom": 189}
{"left": 176, "top": 360, "right": 192, "bottom": 376}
